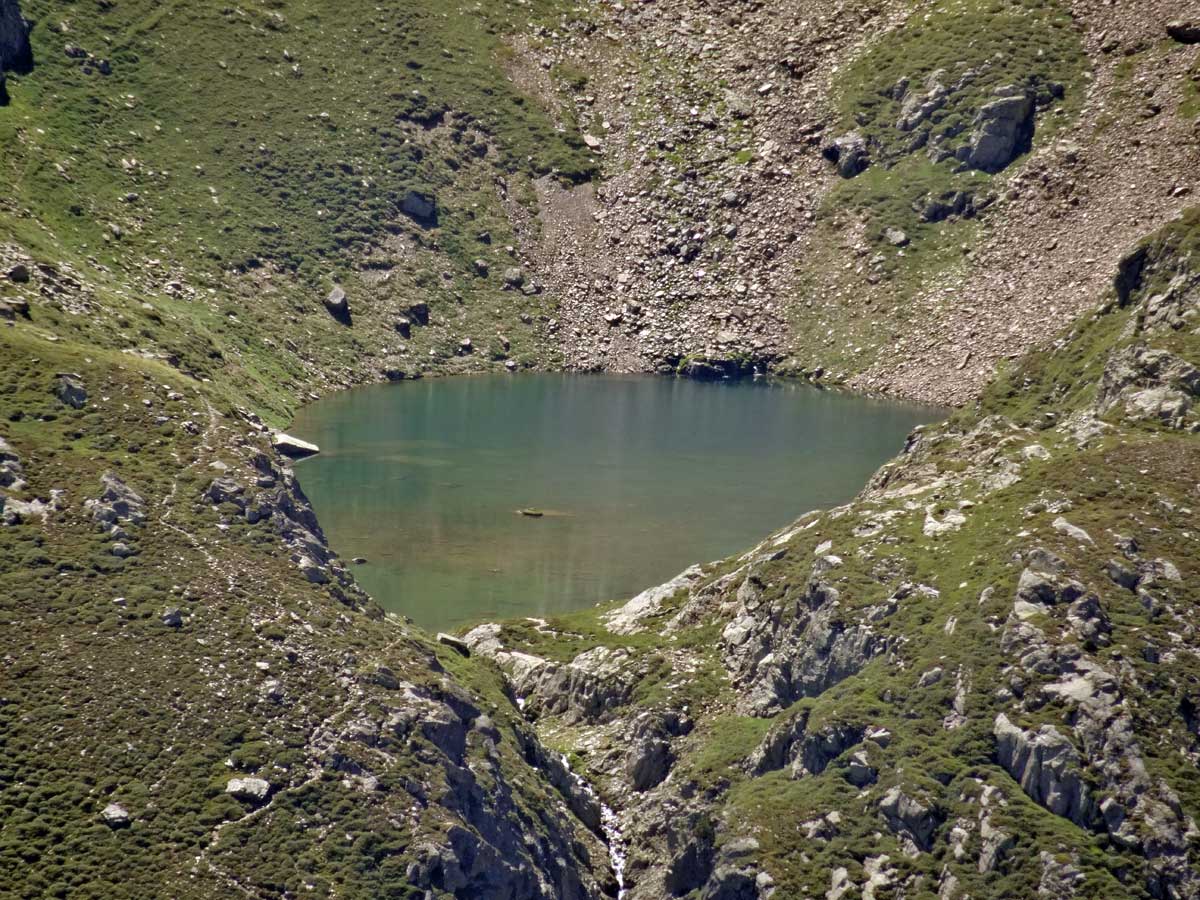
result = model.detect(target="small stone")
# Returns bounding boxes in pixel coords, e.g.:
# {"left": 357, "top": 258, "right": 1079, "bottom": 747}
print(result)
{"left": 884, "top": 227, "right": 910, "bottom": 248}
{"left": 161, "top": 608, "right": 183, "bottom": 628}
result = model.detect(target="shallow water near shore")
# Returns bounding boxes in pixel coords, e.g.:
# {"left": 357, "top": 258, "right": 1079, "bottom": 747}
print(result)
{"left": 289, "top": 374, "right": 942, "bottom": 631}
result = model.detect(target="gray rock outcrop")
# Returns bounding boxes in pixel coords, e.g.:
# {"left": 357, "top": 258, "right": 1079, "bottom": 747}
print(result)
{"left": 993, "top": 714, "right": 1095, "bottom": 827}
{"left": 965, "top": 87, "right": 1034, "bottom": 172}
{"left": 723, "top": 565, "right": 886, "bottom": 716}
{"left": 821, "top": 132, "right": 870, "bottom": 178}
{"left": 401, "top": 189, "right": 437, "bottom": 225}
{"left": 86, "top": 473, "right": 147, "bottom": 526}
{"left": 879, "top": 787, "right": 943, "bottom": 852}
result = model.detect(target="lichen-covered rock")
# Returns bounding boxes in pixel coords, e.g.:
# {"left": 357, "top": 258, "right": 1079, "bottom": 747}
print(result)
{"left": 86, "top": 473, "right": 146, "bottom": 526}
{"left": 54, "top": 373, "right": 87, "bottom": 409}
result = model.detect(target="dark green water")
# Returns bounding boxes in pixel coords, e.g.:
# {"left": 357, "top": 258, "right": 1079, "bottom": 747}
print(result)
{"left": 289, "top": 375, "right": 941, "bottom": 631}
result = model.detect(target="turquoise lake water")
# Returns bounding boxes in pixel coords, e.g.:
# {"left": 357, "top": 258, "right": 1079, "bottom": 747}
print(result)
{"left": 289, "top": 374, "right": 941, "bottom": 631}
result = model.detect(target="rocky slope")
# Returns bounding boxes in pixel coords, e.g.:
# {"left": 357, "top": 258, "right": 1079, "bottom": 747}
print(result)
{"left": 0, "top": 1, "right": 615, "bottom": 896}
{"left": 510, "top": 0, "right": 1199, "bottom": 404}
{"left": 466, "top": 210, "right": 1200, "bottom": 898}
{"left": 1, "top": 0, "right": 1199, "bottom": 898}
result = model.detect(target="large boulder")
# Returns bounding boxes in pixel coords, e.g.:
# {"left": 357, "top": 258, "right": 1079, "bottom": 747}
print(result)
{"left": 821, "top": 131, "right": 870, "bottom": 178}
{"left": 323, "top": 285, "right": 351, "bottom": 325}
{"left": 86, "top": 473, "right": 147, "bottom": 526}
{"left": 54, "top": 373, "right": 87, "bottom": 409}
{"left": 100, "top": 802, "right": 130, "bottom": 828}
{"left": 401, "top": 190, "right": 437, "bottom": 225}
{"left": 0, "top": 0, "right": 30, "bottom": 105}
{"left": 406, "top": 300, "right": 430, "bottom": 325}
{"left": 273, "top": 432, "right": 320, "bottom": 459}
{"left": 965, "top": 87, "right": 1034, "bottom": 172}
{"left": 1167, "top": 20, "right": 1200, "bottom": 44}
{"left": 226, "top": 776, "right": 271, "bottom": 802}
{"left": 0, "top": 0, "right": 30, "bottom": 70}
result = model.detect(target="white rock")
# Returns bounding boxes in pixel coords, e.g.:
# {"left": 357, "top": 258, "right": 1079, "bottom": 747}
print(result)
{"left": 273, "top": 432, "right": 320, "bottom": 458}
{"left": 1052, "top": 517, "right": 1093, "bottom": 544}
{"left": 603, "top": 564, "right": 703, "bottom": 634}
{"left": 226, "top": 777, "right": 271, "bottom": 802}
{"left": 101, "top": 802, "right": 130, "bottom": 826}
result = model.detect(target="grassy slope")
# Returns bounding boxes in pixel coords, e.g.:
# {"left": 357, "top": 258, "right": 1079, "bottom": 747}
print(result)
{"left": 2, "top": 0, "right": 595, "bottom": 421}
{"left": 0, "top": 1, "right": 616, "bottom": 897}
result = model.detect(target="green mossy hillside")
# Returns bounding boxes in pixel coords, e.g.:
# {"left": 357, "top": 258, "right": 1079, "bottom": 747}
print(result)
{"left": 824, "top": 0, "right": 1086, "bottom": 267}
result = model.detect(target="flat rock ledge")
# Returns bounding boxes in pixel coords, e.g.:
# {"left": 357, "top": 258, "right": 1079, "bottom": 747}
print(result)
{"left": 273, "top": 432, "right": 320, "bottom": 459}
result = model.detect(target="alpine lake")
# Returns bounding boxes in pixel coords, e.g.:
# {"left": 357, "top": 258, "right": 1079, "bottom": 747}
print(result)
{"left": 289, "top": 374, "right": 943, "bottom": 632}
